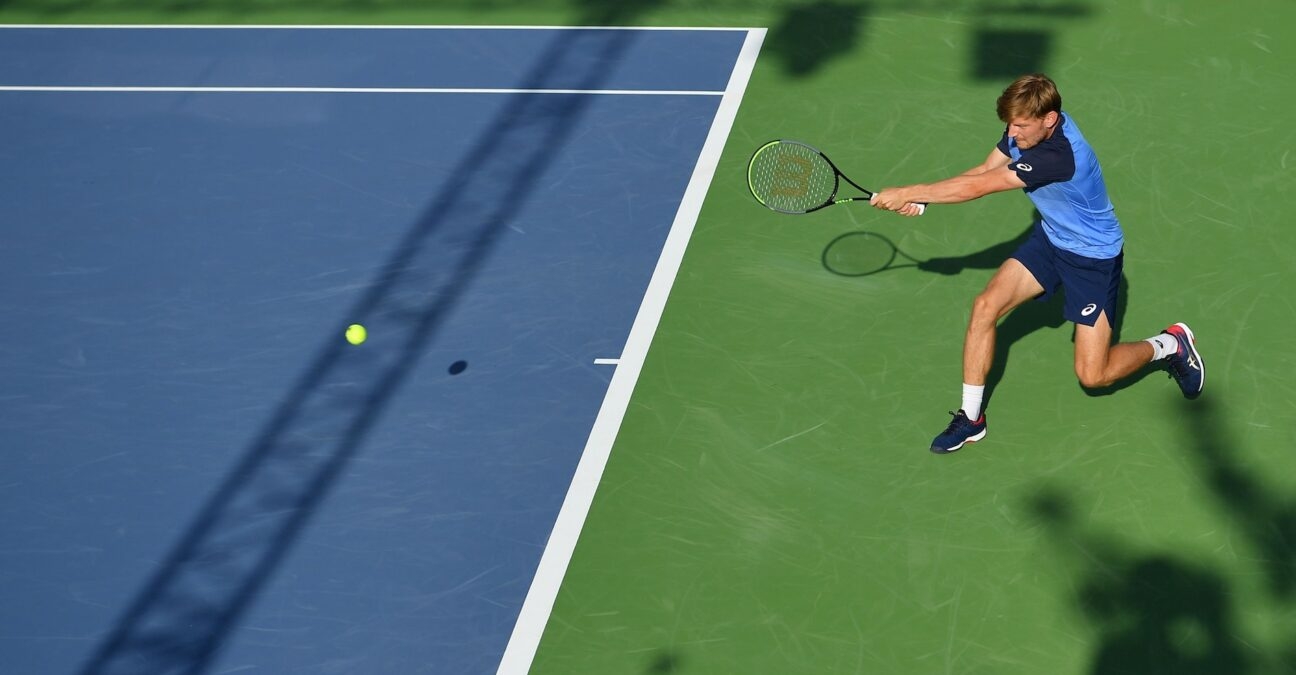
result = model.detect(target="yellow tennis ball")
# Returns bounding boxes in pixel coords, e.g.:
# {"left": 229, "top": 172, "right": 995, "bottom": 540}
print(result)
{"left": 345, "top": 324, "right": 367, "bottom": 345}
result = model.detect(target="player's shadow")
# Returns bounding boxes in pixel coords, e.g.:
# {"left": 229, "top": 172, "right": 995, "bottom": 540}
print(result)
{"left": 78, "top": 28, "right": 643, "bottom": 675}
{"left": 1027, "top": 488, "right": 1251, "bottom": 675}
{"left": 819, "top": 215, "right": 1153, "bottom": 407}
{"left": 925, "top": 217, "right": 1150, "bottom": 406}
{"left": 915, "top": 220, "right": 1063, "bottom": 409}
{"left": 986, "top": 258, "right": 1150, "bottom": 404}
{"left": 820, "top": 217, "right": 1034, "bottom": 279}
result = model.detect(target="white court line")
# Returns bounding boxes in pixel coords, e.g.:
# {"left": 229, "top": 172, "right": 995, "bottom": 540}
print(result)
{"left": 0, "top": 24, "right": 755, "bottom": 31}
{"left": 0, "top": 25, "right": 739, "bottom": 97}
{"left": 494, "top": 26, "right": 766, "bottom": 675}
{"left": 592, "top": 358, "right": 619, "bottom": 366}
{"left": 0, "top": 86, "right": 722, "bottom": 96}
{"left": 2, "top": 21, "right": 759, "bottom": 670}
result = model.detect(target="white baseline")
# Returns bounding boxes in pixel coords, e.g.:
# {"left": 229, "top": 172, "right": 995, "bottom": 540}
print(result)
{"left": 0, "top": 86, "right": 722, "bottom": 96}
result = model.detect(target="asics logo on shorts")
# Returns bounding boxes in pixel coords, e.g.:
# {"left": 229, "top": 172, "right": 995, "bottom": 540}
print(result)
{"left": 1016, "top": 163, "right": 1033, "bottom": 172}
{"left": 1081, "top": 303, "right": 1097, "bottom": 317}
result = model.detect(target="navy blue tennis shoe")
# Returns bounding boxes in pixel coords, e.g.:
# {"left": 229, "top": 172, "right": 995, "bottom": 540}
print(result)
{"left": 1163, "top": 322, "right": 1204, "bottom": 399}
{"left": 930, "top": 410, "right": 987, "bottom": 454}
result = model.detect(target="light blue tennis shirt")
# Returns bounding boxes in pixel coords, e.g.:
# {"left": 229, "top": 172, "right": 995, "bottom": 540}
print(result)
{"left": 997, "top": 113, "right": 1123, "bottom": 259}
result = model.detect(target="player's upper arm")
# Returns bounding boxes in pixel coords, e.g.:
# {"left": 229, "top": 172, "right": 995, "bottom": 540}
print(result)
{"left": 962, "top": 147, "right": 1013, "bottom": 176}
{"left": 967, "top": 164, "right": 1027, "bottom": 197}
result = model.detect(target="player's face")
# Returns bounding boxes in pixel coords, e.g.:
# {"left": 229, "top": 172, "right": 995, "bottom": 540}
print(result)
{"left": 1007, "top": 112, "right": 1058, "bottom": 150}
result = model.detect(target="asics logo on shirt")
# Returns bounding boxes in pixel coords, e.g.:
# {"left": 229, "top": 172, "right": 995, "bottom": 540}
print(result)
{"left": 1081, "top": 303, "right": 1097, "bottom": 316}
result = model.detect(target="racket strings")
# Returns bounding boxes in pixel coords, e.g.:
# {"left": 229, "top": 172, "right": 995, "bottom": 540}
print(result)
{"left": 748, "top": 142, "right": 837, "bottom": 213}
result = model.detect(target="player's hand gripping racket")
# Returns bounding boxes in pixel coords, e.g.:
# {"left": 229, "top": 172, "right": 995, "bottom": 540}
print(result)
{"left": 747, "top": 139, "right": 925, "bottom": 215}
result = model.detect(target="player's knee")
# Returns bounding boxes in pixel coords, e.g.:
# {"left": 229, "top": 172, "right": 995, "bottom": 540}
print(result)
{"left": 970, "top": 292, "right": 1000, "bottom": 323}
{"left": 1075, "top": 363, "right": 1111, "bottom": 389}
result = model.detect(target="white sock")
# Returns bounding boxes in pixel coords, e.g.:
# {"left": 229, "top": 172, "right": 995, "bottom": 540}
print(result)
{"left": 1145, "top": 333, "right": 1178, "bottom": 361}
{"left": 961, "top": 383, "right": 985, "bottom": 420}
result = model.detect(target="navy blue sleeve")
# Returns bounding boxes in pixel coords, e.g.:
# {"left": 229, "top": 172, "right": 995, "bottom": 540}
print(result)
{"left": 996, "top": 129, "right": 1010, "bottom": 156}
{"left": 1010, "top": 137, "right": 1075, "bottom": 190}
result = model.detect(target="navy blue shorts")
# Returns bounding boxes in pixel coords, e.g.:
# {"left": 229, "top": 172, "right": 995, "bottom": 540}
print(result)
{"left": 1010, "top": 223, "right": 1123, "bottom": 327}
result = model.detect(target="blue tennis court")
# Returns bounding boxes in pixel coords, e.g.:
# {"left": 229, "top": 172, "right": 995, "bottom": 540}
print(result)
{"left": 0, "top": 26, "right": 760, "bottom": 674}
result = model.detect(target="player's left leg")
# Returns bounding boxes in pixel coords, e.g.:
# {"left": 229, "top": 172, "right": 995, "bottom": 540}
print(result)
{"left": 1073, "top": 314, "right": 1205, "bottom": 397}
{"left": 1073, "top": 312, "right": 1155, "bottom": 388}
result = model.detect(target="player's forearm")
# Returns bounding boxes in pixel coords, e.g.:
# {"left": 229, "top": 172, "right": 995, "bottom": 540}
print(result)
{"left": 896, "top": 175, "right": 988, "bottom": 205}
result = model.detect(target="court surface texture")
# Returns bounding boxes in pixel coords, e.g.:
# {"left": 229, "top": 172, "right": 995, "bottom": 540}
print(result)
{"left": 2, "top": 3, "right": 1295, "bottom": 674}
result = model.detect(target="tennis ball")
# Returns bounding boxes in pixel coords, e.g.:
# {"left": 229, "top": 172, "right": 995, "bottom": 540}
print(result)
{"left": 345, "top": 324, "right": 367, "bottom": 345}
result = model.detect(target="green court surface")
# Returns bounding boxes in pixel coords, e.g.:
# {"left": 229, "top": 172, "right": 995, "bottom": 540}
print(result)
{"left": 9, "top": 1, "right": 1294, "bottom": 673}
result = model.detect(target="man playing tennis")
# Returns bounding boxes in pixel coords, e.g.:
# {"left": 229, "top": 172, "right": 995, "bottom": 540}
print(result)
{"left": 869, "top": 73, "right": 1204, "bottom": 454}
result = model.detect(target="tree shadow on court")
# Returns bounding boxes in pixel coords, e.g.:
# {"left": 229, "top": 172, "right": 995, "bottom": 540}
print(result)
{"left": 644, "top": 649, "right": 684, "bottom": 673}
{"left": 1185, "top": 396, "right": 1296, "bottom": 601}
{"left": 0, "top": 0, "right": 1101, "bottom": 85}
{"left": 78, "top": 28, "right": 645, "bottom": 675}
{"left": 572, "top": 0, "right": 667, "bottom": 24}
{"left": 763, "top": 1, "right": 870, "bottom": 77}
{"left": 1028, "top": 487, "right": 1251, "bottom": 675}
{"left": 1028, "top": 394, "right": 1296, "bottom": 673}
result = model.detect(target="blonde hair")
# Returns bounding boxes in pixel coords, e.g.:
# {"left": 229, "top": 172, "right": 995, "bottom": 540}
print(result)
{"left": 996, "top": 74, "right": 1062, "bottom": 122}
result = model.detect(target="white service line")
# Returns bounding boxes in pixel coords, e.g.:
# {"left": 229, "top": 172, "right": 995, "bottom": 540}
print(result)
{"left": 592, "top": 358, "right": 619, "bottom": 366}
{"left": 494, "top": 26, "right": 766, "bottom": 675}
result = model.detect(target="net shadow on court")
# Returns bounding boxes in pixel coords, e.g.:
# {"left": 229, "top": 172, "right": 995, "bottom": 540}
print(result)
{"left": 77, "top": 28, "right": 644, "bottom": 675}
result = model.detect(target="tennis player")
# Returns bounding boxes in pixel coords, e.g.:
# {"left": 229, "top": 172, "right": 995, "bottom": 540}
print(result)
{"left": 869, "top": 74, "right": 1204, "bottom": 454}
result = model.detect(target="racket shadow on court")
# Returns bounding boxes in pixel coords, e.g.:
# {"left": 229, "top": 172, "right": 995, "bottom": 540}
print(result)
{"left": 820, "top": 221, "right": 1033, "bottom": 278}
{"left": 820, "top": 222, "right": 1045, "bottom": 409}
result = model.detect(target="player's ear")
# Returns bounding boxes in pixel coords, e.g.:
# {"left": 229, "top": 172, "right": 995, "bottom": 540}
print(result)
{"left": 1043, "top": 111, "right": 1059, "bottom": 129}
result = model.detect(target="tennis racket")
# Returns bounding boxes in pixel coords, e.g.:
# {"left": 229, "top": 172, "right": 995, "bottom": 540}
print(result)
{"left": 747, "top": 139, "right": 925, "bottom": 215}
{"left": 822, "top": 231, "right": 923, "bottom": 277}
